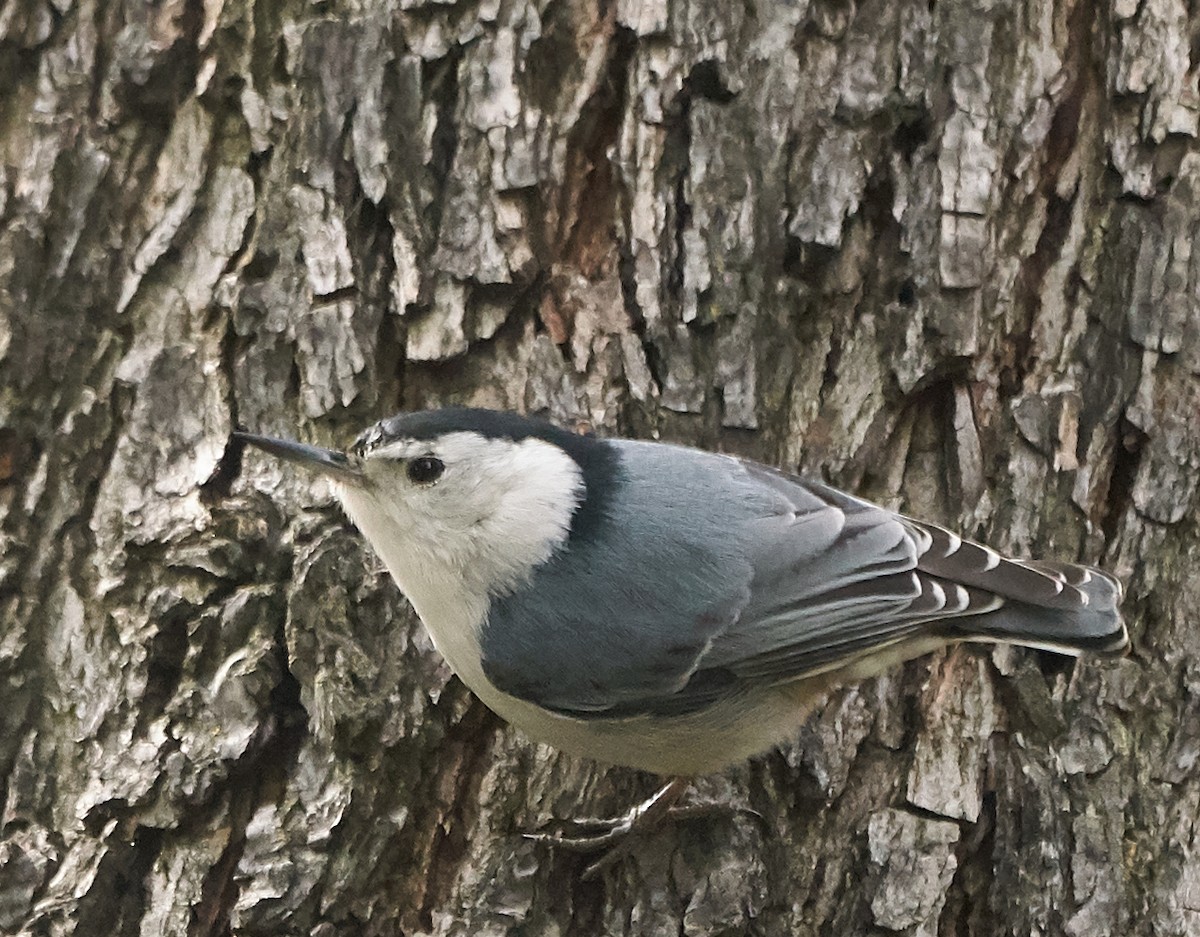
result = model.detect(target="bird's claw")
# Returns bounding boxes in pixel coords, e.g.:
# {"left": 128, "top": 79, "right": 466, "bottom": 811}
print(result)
{"left": 523, "top": 779, "right": 760, "bottom": 879}
{"left": 522, "top": 821, "right": 634, "bottom": 853}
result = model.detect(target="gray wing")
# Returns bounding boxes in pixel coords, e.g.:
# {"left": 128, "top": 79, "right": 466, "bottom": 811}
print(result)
{"left": 699, "top": 464, "right": 996, "bottom": 684}
{"left": 696, "top": 461, "right": 1124, "bottom": 692}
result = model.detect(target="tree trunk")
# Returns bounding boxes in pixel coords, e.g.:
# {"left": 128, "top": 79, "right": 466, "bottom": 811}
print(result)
{"left": 1, "top": 0, "right": 1196, "bottom": 934}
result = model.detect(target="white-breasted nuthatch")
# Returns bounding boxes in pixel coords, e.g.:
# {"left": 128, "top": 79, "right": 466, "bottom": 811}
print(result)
{"left": 235, "top": 408, "right": 1127, "bottom": 778}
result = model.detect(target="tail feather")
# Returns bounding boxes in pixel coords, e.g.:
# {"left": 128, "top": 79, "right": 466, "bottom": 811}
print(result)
{"left": 907, "top": 518, "right": 1128, "bottom": 656}
{"left": 959, "top": 563, "right": 1127, "bottom": 655}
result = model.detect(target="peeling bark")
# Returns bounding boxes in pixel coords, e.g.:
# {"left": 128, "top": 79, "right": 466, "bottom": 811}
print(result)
{"left": 2, "top": 0, "right": 1198, "bottom": 935}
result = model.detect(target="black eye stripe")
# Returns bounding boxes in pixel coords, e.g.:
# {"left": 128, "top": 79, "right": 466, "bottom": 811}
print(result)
{"left": 407, "top": 455, "right": 445, "bottom": 485}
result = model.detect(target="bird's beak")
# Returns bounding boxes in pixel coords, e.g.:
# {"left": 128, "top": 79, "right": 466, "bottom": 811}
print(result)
{"left": 234, "top": 431, "right": 364, "bottom": 486}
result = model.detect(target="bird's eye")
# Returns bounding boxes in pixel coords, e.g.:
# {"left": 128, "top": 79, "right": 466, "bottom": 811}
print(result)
{"left": 407, "top": 455, "right": 445, "bottom": 485}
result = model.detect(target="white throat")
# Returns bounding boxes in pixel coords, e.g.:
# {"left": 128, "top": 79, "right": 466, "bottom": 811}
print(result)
{"left": 333, "top": 434, "right": 585, "bottom": 686}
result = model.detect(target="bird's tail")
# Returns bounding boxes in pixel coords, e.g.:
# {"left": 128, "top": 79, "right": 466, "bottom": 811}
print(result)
{"left": 955, "top": 560, "right": 1129, "bottom": 656}
{"left": 910, "top": 520, "right": 1129, "bottom": 656}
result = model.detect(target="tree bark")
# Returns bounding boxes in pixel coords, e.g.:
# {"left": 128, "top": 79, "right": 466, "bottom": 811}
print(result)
{"left": 1, "top": 0, "right": 1197, "bottom": 934}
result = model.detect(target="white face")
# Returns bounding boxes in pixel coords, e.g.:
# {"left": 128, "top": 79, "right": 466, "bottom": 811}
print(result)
{"left": 333, "top": 431, "right": 585, "bottom": 622}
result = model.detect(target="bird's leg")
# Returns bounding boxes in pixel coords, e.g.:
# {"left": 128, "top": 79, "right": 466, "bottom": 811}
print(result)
{"left": 527, "top": 777, "right": 689, "bottom": 848}
{"left": 526, "top": 777, "right": 734, "bottom": 879}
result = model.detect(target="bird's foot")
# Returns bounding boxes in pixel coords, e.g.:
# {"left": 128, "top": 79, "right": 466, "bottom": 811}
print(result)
{"left": 524, "top": 778, "right": 759, "bottom": 880}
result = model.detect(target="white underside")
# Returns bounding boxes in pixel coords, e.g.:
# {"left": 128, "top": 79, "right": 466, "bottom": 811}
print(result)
{"left": 467, "top": 633, "right": 959, "bottom": 776}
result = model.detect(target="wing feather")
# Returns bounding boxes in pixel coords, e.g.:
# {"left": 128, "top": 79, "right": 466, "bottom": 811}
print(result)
{"left": 683, "top": 464, "right": 1114, "bottom": 697}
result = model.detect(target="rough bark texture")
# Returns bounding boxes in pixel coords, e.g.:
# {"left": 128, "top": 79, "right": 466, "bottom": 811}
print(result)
{"left": 1, "top": 0, "right": 1197, "bottom": 934}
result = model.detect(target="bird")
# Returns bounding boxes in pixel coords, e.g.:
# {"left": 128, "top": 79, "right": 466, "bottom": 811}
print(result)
{"left": 234, "top": 407, "right": 1127, "bottom": 870}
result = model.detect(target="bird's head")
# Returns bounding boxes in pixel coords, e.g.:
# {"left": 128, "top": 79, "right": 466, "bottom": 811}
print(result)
{"left": 235, "top": 408, "right": 616, "bottom": 600}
